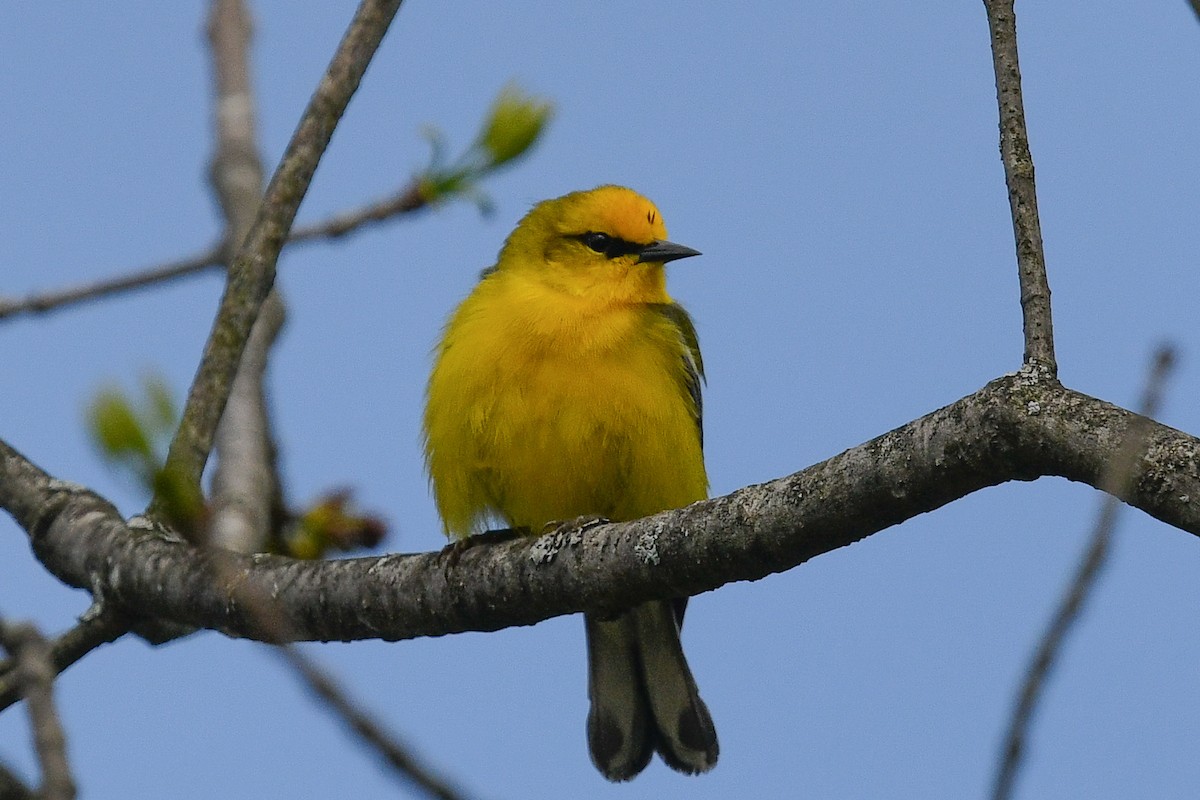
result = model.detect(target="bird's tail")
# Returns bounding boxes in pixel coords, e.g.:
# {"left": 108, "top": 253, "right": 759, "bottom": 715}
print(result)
{"left": 585, "top": 600, "right": 719, "bottom": 781}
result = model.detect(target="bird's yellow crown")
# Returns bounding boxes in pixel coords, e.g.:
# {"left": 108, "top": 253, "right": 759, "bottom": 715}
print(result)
{"left": 491, "top": 185, "right": 683, "bottom": 303}
{"left": 499, "top": 185, "right": 668, "bottom": 263}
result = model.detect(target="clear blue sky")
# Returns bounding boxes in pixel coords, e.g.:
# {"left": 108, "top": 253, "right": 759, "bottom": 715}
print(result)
{"left": 3, "top": 3, "right": 1200, "bottom": 798}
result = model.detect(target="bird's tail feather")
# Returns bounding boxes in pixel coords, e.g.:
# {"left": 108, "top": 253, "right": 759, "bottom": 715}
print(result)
{"left": 585, "top": 601, "right": 718, "bottom": 781}
{"left": 585, "top": 612, "right": 653, "bottom": 780}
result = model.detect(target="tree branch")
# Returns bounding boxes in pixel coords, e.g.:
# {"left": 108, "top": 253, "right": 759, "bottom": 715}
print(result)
{"left": 205, "top": 0, "right": 284, "bottom": 554}
{"left": 0, "top": 760, "right": 34, "bottom": 800}
{"left": 0, "top": 608, "right": 129, "bottom": 711}
{"left": 207, "top": 290, "right": 285, "bottom": 551}
{"left": 153, "top": 0, "right": 404, "bottom": 513}
{"left": 0, "top": 181, "right": 428, "bottom": 324}
{"left": 196, "top": 476, "right": 469, "bottom": 799}
{"left": 0, "top": 621, "right": 76, "bottom": 800}
{"left": 0, "top": 0, "right": 409, "bottom": 713}
{"left": 0, "top": 248, "right": 224, "bottom": 321}
{"left": 291, "top": 183, "right": 428, "bottom": 241}
{"left": 4, "top": 370, "right": 1198, "bottom": 646}
{"left": 206, "top": 0, "right": 263, "bottom": 243}
{"left": 271, "top": 645, "right": 469, "bottom": 800}
{"left": 983, "top": 0, "right": 1057, "bottom": 375}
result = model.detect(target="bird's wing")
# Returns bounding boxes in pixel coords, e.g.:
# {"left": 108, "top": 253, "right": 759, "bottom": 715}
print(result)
{"left": 647, "top": 302, "right": 704, "bottom": 449}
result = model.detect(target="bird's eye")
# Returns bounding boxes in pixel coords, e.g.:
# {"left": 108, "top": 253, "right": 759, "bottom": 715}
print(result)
{"left": 582, "top": 232, "right": 612, "bottom": 253}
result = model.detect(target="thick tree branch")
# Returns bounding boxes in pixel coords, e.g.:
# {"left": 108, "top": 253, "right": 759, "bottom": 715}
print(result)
{"left": 4, "top": 370, "right": 1199, "bottom": 646}
{"left": 984, "top": 0, "right": 1057, "bottom": 375}
{"left": 154, "top": 0, "right": 403, "bottom": 513}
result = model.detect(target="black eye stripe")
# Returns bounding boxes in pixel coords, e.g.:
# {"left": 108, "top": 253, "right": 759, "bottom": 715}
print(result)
{"left": 572, "top": 232, "right": 645, "bottom": 259}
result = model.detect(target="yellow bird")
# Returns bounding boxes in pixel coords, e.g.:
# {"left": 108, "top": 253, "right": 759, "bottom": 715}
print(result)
{"left": 423, "top": 185, "right": 717, "bottom": 780}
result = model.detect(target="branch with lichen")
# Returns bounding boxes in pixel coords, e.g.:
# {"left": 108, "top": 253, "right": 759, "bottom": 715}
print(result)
{"left": 4, "top": 370, "right": 1199, "bottom": 656}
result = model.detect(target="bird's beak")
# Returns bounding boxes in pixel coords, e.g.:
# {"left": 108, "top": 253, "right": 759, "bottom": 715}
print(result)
{"left": 637, "top": 240, "right": 702, "bottom": 264}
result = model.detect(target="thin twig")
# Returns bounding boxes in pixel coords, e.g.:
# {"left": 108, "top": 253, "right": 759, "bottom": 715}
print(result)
{"left": 991, "top": 346, "right": 1177, "bottom": 800}
{"left": 0, "top": 609, "right": 129, "bottom": 712}
{"left": 0, "top": 181, "right": 426, "bottom": 323}
{"left": 151, "top": 0, "right": 404, "bottom": 516}
{"left": 208, "top": 289, "right": 286, "bottom": 551}
{"left": 290, "top": 182, "right": 426, "bottom": 241}
{"left": 983, "top": 0, "right": 1057, "bottom": 376}
{"left": 0, "top": 620, "right": 77, "bottom": 800}
{"left": 201, "top": 4, "right": 462, "bottom": 795}
{"left": 0, "top": 247, "right": 224, "bottom": 321}
{"left": 0, "top": 760, "right": 35, "bottom": 800}
{"left": 203, "top": 547, "right": 470, "bottom": 800}
{"left": 206, "top": 0, "right": 263, "bottom": 242}
{"left": 274, "top": 645, "right": 469, "bottom": 800}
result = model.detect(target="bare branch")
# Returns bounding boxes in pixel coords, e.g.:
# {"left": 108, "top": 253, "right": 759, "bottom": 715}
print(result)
{"left": 991, "top": 347, "right": 1177, "bottom": 800}
{"left": 212, "top": 542, "right": 470, "bottom": 798}
{"left": 130, "top": 7, "right": 455, "bottom": 795}
{"left": 273, "top": 645, "right": 469, "bottom": 800}
{"left": 0, "top": 248, "right": 225, "bottom": 321}
{"left": 5, "top": 9, "right": 449, "bottom": 795}
{"left": 236, "top": 583, "right": 469, "bottom": 799}
{"left": 207, "top": 291, "right": 285, "bottom": 552}
{"left": 197, "top": 521, "right": 470, "bottom": 798}
{"left": 0, "top": 621, "right": 76, "bottom": 800}
{"left": 983, "top": 0, "right": 1057, "bottom": 375}
{"left": 205, "top": 0, "right": 283, "bottom": 554}
{"left": 0, "top": 609, "right": 129, "bottom": 711}
{"left": 152, "top": 0, "right": 404, "bottom": 514}
{"left": 5, "top": 371, "right": 1199, "bottom": 647}
{"left": 0, "top": 179, "right": 428, "bottom": 323}
{"left": 0, "top": 760, "right": 35, "bottom": 800}
{"left": 289, "top": 182, "right": 426, "bottom": 241}
{"left": 206, "top": 0, "right": 263, "bottom": 241}
{"left": 198, "top": 9, "right": 459, "bottom": 792}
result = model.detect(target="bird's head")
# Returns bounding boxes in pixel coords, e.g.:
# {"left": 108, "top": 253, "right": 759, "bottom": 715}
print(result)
{"left": 495, "top": 185, "right": 700, "bottom": 304}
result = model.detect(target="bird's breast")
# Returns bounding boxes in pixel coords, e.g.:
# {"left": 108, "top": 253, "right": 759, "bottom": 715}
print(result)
{"left": 438, "top": 287, "right": 702, "bottom": 528}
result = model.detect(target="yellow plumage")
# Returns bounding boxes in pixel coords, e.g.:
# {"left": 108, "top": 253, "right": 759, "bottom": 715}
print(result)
{"left": 423, "top": 185, "right": 717, "bottom": 780}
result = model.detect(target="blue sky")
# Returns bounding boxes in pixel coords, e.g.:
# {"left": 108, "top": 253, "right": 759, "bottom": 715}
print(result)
{"left": 3, "top": 2, "right": 1200, "bottom": 798}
